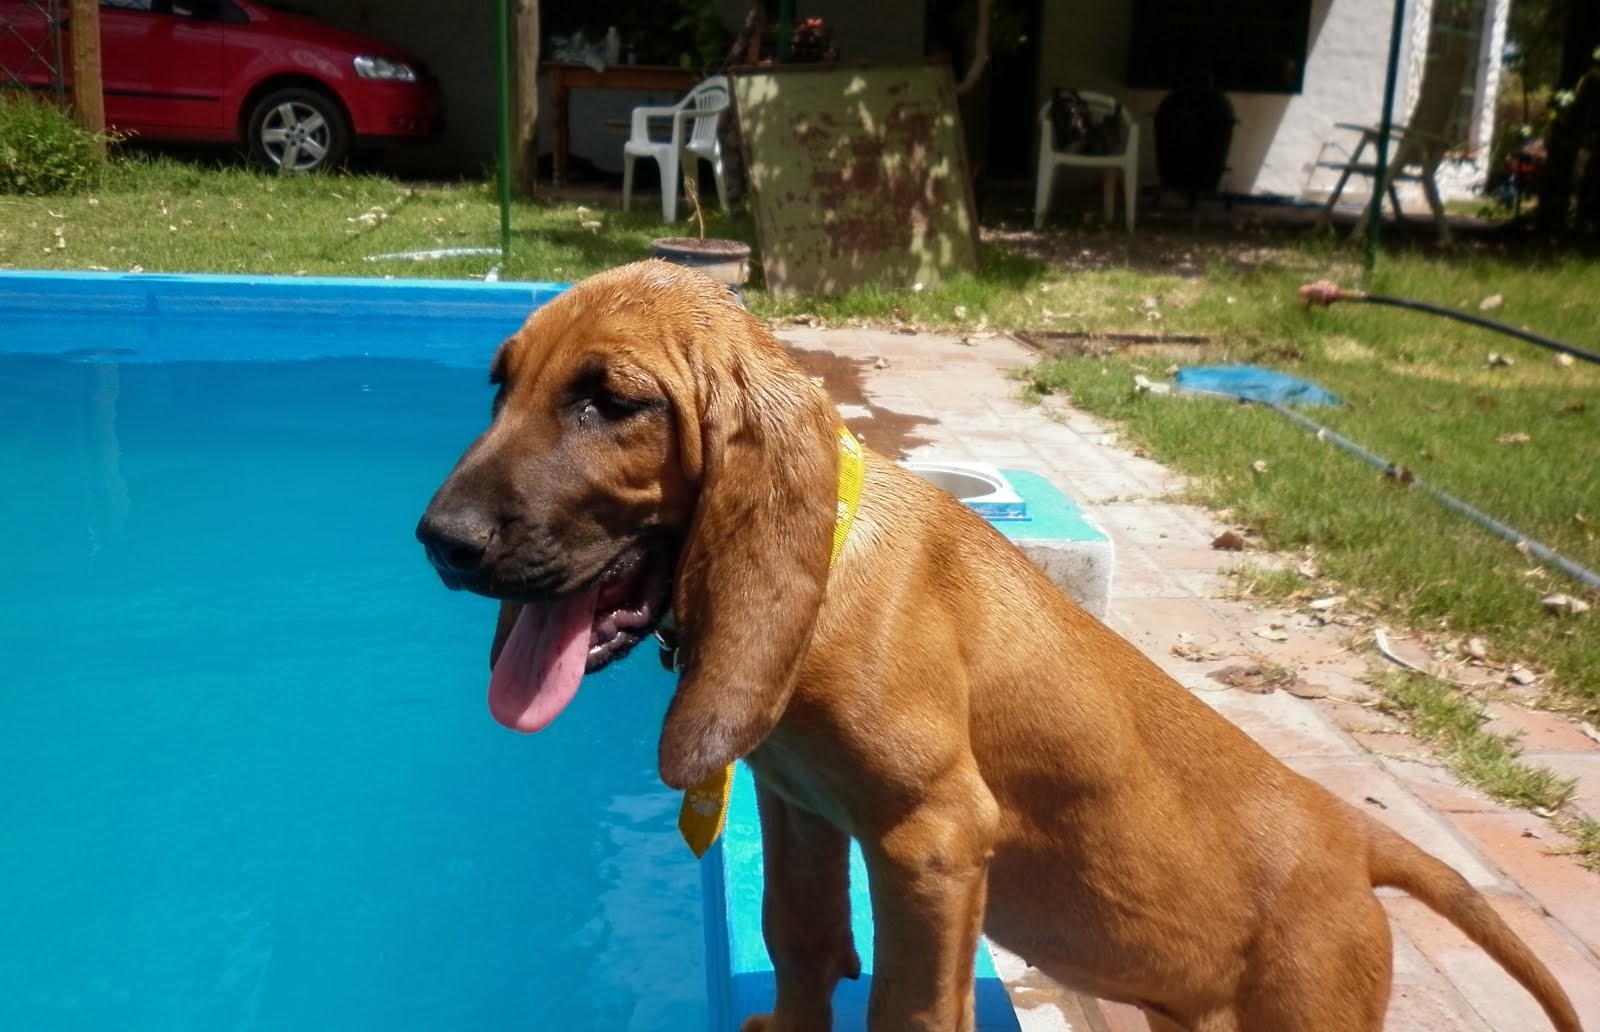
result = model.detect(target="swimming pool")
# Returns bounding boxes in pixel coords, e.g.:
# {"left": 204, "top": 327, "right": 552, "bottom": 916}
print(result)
{"left": 1, "top": 270, "right": 1029, "bottom": 1032}
{"left": 0, "top": 273, "right": 711, "bottom": 1031}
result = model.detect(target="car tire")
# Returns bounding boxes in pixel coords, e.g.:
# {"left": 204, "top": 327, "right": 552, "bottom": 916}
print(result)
{"left": 246, "top": 88, "right": 349, "bottom": 173}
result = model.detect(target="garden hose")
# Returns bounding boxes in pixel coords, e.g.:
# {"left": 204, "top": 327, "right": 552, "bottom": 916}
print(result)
{"left": 1265, "top": 400, "right": 1600, "bottom": 591}
{"left": 1298, "top": 280, "right": 1600, "bottom": 366}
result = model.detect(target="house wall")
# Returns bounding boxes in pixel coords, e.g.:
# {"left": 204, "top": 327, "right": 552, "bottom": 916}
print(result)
{"left": 286, "top": 0, "right": 1502, "bottom": 199}
{"left": 1034, "top": 0, "right": 1504, "bottom": 203}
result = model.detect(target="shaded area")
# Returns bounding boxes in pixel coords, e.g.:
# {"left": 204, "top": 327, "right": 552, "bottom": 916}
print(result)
{"left": 784, "top": 345, "right": 932, "bottom": 459}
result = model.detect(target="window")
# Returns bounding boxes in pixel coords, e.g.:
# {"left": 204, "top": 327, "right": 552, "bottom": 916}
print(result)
{"left": 1126, "top": 0, "right": 1315, "bottom": 95}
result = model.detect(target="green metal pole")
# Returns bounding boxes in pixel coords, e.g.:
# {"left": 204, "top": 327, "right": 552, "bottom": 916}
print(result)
{"left": 1364, "top": 0, "right": 1408, "bottom": 274}
{"left": 776, "top": 0, "right": 794, "bottom": 63}
{"left": 495, "top": 0, "right": 513, "bottom": 262}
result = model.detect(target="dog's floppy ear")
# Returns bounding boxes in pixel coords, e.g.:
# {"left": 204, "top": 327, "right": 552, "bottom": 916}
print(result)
{"left": 657, "top": 351, "right": 838, "bottom": 790}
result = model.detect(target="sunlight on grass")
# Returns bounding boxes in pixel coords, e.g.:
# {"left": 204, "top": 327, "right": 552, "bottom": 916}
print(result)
{"left": 1027, "top": 250, "right": 1600, "bottom": 717}
{"left": 1374, "top": 671, "right": 1581, "bottom": 816}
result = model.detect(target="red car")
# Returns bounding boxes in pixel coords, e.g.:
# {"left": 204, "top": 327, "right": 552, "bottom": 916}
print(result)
{"left": 0, "top": 0, "right": 443, "bottom": 172}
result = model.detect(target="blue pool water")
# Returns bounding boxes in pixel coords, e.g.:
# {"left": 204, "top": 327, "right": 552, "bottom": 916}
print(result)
{"left": 0, "top": 305, "right": 708, "bottom": 1030}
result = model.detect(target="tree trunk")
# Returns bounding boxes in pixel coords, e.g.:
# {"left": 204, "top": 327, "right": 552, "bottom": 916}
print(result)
{"left": 69, "top": 0, "right": 105, "bottom": 153}
{"left": 511, "top": 0, "right": 540, "bottom": 197}
{"left": 1534, "top": 0, "right": 1600, "bottom": 233}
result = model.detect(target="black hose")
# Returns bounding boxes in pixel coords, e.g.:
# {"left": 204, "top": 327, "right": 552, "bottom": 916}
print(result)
{"left": 1298, "top": 280, "right": 1600, "bottom": 366}
{"left": 1266, "top": 401, "right": 1600, "bottom": 591}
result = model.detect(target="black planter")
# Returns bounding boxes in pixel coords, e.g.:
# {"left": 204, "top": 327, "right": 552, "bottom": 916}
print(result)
{"left": 1153, "top": 85, "right": 1237, "bottom": 203}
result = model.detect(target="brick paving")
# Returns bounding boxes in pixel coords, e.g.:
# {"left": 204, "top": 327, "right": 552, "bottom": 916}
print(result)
{"left": 777, "top": 324, "right": 1600, "bottom": 1032}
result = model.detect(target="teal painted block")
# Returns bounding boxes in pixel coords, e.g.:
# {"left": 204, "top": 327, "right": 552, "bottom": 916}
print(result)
{"left": 994, "top": 469, "right": 1109, "bottom": 544}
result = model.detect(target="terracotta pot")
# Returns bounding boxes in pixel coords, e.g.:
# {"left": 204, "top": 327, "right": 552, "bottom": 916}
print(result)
{"left": 650, "top": 237, "right": 751, "bottom": 287}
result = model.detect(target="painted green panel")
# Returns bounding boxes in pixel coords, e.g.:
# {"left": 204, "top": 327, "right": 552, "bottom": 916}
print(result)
{"left": 731, "top": 61, "right": 980, "bottom": 298}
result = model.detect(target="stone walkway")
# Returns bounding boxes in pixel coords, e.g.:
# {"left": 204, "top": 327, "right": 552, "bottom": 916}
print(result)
{"left": 776, "top": 324, "right": 1600, "bottom": 1032}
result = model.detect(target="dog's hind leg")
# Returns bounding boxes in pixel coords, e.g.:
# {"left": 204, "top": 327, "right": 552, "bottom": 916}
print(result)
{"left": 739, "top": 783, "right": 860, "bottom": 1032}
{"left": 1235, "top": 891, "right": 1392, "bottom": 1032}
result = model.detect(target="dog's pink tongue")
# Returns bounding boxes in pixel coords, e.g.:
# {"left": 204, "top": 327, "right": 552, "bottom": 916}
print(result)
{"left": 487, "top": 588, "right": 600, "bottom": 733}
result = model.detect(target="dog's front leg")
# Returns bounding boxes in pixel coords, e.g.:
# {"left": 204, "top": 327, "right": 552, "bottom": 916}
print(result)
{"left": 740, "top": 781, "right": 861, "bottom": 1032}
{"left": 862, "top": 776, "right": 998, "bottom": 1032}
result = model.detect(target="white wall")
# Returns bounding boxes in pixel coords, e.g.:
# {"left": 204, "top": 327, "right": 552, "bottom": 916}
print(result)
{"left": 1034, "top": 0, "right": 1504, "bottom": 202}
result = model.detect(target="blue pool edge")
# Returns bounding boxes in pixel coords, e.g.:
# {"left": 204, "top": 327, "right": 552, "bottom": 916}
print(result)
{"left": 0, "top": 269, "right": 570, "bottom": 339}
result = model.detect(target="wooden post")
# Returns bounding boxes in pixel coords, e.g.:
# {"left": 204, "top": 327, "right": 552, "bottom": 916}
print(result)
{"left": 69, "top": 0, "right": 105, "bottom": 153}
{"left": 511, "top": 0, "right": 540, "bottom": 196}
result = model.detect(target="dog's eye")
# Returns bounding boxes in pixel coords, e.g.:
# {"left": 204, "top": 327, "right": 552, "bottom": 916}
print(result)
{"left": 577, "top": 391, "right": 649, "bottom": 427}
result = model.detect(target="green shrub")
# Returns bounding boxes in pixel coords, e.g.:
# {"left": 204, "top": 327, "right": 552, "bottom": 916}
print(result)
{"left": 0, "top": 91, "right": 108, "bottom": 196}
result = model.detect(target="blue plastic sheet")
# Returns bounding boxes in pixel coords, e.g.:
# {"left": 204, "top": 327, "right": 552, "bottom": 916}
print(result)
{"left": 1174, "top": 364, "right": 1341, "bottom": 406}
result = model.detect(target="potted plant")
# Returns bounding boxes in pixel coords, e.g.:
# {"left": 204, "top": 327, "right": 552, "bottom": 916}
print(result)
{"left": 650, "top": 172, "right": 753, "bottom": 288}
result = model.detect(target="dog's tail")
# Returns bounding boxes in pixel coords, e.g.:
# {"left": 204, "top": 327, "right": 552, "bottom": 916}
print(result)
{"left": 1367, "top": 821, "right": 1583, "bottom": 1032}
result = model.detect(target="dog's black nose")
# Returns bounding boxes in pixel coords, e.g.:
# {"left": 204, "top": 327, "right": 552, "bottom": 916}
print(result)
{"left": 416, "top": 507, "right": 494, "bottom": 577}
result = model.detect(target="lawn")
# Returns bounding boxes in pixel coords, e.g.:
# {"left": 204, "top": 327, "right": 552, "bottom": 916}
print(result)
{"left": 4, "top": 155, "right": 1597, "bottom": 729}
{"left": 1022, "top": 246, "right": 1600, "bottom": 720}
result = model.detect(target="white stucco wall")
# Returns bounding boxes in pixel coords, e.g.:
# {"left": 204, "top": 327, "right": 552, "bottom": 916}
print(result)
{"left": 1035, "top": 0, "right": 1506, "bottom": 203}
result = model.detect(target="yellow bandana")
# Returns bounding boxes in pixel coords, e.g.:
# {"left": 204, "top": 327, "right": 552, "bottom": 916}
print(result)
{"left": 676, "top": 426, "right": 865, "bottom": 857}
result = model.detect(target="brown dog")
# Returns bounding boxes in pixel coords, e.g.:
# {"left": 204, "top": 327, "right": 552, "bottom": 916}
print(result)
{"left": 416, "top": 262, "right": 1584, "bottom": 1032}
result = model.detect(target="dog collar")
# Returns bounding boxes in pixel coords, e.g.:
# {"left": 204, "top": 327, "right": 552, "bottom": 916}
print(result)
{"left": 668, "top": 425, "right": 865, "bottom": 857}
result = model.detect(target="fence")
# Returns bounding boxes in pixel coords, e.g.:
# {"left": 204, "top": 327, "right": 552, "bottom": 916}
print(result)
{"left": 0, "top": 0, "right": 67, "bottom": 108}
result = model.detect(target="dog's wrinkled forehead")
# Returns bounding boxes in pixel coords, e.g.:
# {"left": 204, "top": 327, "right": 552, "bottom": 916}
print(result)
{"left": 489, "top": 261, "right": 733, "bottom": 397}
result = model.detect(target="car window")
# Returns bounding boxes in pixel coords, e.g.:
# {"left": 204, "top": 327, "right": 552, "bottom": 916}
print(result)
{"left": 100, "top": 0, "right": 222, "bottom": 17}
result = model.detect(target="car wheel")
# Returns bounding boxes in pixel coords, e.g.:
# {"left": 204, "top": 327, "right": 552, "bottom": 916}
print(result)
{"left": 246, "top": 88, "right": 349, "bottom": 173}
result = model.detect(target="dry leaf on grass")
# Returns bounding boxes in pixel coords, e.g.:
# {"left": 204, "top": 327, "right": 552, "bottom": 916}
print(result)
{"left": 1463, "top": 636, "right": 1488, "bottom": 661}
{"left": 1541, "top": 593, "right": 1591, "bottom": 616}
{"left": 1251, "top": 460, "right": 1269, "bottom": 474}
{"left": 1212, "top": 530, "right": 1247, "bottom": 551}
{"left": 1486, "top": 352, "right": 1514, "bottom": 367}
{"left": 1496, "top": 432, "right": 1531, "bottom": 445}
{"left": 1253, "top": 625, "right": 1290, "bottom": 642}
{"left": 1555, "top": 353, "right": 1575, "bottom": 368}
{"left": 1308, "top": 596, "right": 1345, "bottom": 611}
{"left": 1508, "top": 666, "right": 1538, "bottom": 686}
{"left": 1478, "top": 294, "right": 1504, "bottom": 311}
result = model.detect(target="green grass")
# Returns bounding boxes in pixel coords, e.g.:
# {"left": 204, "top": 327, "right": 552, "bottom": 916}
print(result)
{"left": 1375, "top": 672, "right": 1576, "bottom": 811}
{"left": 1558, "top": 816, "right": 1600, "bottom": 873}
{"left": 0, "top": 154, "right": 753, "bottom": 282}
{"left": 1025, "top": 249, "right": 1600, "bottom": 718}
{"left": 1374, "top": 671, "right": 1599, "bottom": 869}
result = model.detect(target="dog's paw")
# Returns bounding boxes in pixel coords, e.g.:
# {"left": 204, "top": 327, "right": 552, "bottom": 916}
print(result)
{"left": 738, "top": 1015, "right": 775, "bottom": 1032}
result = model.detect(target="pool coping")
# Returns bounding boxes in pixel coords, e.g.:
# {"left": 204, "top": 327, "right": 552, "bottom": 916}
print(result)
{"left": 0, "top": 269, "right": 568, "bottom": 325}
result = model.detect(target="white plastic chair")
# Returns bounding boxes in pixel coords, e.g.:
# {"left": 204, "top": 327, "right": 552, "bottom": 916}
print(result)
{"left": 1033, "top": 91, "right": 1139, "bottom": 231}
{"left": 622, "top": 76, "right": 731, "bottom": 224}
